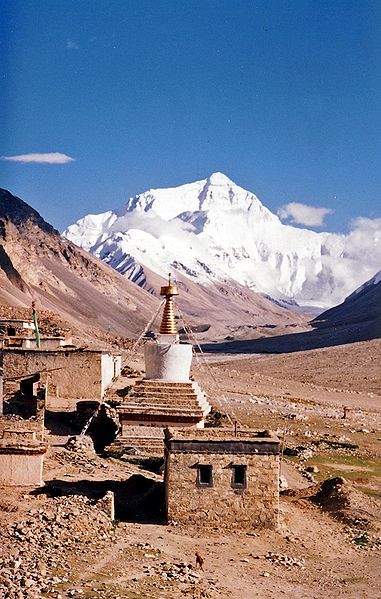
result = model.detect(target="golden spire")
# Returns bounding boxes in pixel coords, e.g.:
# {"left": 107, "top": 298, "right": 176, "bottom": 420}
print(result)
{"left": 159, "top": 273, "right": 179, "bottom": 335}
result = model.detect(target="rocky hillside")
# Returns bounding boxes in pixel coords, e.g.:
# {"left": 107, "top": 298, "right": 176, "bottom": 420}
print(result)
{"left": 0, "top": 188, "right": 159, "bottom": 340}
{"left": 202, "top": 272, "right": 381, "bottom": 353}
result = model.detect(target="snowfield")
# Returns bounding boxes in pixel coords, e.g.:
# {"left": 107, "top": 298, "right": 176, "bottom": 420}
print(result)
{"left": 63, "top": 172, "right": 381, "bottom": 308}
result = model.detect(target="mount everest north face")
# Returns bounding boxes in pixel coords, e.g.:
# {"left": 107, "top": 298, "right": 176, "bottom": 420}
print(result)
{"left": 63, "top": 172, "right": 380, "bottom": 308}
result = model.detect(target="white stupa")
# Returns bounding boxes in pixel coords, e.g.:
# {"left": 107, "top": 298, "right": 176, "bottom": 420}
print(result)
{"left": 144, "top": 275, "right": 192, "bottom": 381}
{"left": 113, "top": 275, "right": 211, "bottom": 456}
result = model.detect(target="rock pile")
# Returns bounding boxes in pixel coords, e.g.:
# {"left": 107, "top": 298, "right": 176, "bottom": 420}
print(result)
{"left": 149, "top": 561, "right": 202, "bottom": 584}
{"left": 65, "top": 435, "right": 95, "bottom": 453}
{"left": 264, "top": 552, "right": 305, "bottom": 568}
{"left": 131, "top": 543, "right": 202, "bottom": 585}
{"left": 313, "top": 477, "right": 381, "bottom": 527}
{"left": 0, "top": 495, "right": 114, "bottom": 598}
{"left": 53, "top": 436, "right": 109, "bottom": 473}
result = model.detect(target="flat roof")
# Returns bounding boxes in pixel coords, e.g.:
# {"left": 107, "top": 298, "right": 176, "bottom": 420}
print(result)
{"left": 165, "top": 427, "right": 280, "bottom": 455}
{"left": 166, "top": 427, "right": 279, "bottom": 442}
{"left": 2, "top": 347, "right": 120, "bottom": 355}
{"left": 0, "top": 319, "right": 32, "bottom": 323}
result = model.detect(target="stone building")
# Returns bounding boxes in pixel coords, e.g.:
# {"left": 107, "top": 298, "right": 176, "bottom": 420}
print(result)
{"left": 164, "top": 428, "right": 280, "bottom": 529}
{"left": 0, "top": 317, "right": 72, "bottom": 349}
{"left": 0, "top": 318, "right": 34, "bottom": 337}
{"left": 112, "top": 276, "right": 211, "bottom": 456}
{"left": 1, "top": 347, "right": 121, "bottom": 412}
{"left": 3, "top": 336, "right": 70, "bottom": 350}
{"left": 0, "top": 373, "right": 47, "bottom": 487}
{"left": 0, "top": 428, "right": 46, "bottom": 487}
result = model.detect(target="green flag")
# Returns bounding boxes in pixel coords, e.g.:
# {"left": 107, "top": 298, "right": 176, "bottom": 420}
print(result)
{"left": 32, "top": 302, "right": 40, "bottom": 349}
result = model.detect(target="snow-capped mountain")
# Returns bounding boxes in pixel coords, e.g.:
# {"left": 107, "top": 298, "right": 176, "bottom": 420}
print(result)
{"left": 63, "top": 173, "right": 380, "bottom": 308}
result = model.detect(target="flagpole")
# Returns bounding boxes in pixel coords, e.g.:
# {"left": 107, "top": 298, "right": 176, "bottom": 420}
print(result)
{"left": 31, "top": 300, "right": 40, "bottom": 349}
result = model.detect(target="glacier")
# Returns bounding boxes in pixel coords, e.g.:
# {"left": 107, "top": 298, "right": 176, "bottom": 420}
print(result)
{"left": 63, "top": 172, "right": 381, "bottom": 308}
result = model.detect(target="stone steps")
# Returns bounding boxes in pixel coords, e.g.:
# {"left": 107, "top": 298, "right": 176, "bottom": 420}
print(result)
{"left": 107, "top": 436, "right": 164, "bottom": 457}
{"left": 115, "top": 379, "right": 211, "bottom": 429}
{"left": 131, "top": 390, "right": 198, "bottom": 399}
{"left": 135, "top": 379, "right": 194, "bottom": 390}
{"left": 119, "top": 405, "right": 204, "bottom": 416}
{"left": 123, "top": 397, "right": 200, "bottom": 408}
{"left": 133, "top": 390, "right": 196, "bottom": 398}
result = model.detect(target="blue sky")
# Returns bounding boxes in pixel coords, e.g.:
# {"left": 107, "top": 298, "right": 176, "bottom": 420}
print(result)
{"left": 1, "top": 0, "right": 380, "bottom": 233}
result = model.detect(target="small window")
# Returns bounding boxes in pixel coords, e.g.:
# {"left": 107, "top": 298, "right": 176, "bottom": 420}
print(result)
{"left": 197, "top": 464, "right": 213, "bottom": 487}
{"left": 232, "top": 465, "right": 247, "bottom": 489}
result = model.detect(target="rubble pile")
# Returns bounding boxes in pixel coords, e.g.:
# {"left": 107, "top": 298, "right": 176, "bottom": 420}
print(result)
{"left": 147, "top": 561, "right": 202, "bottom": 584}
{"left": 312, "top": 477, "right": 380, "bottom": 525}
{"left": 0, "top": 495, "right": 114, "bottom": 598}
{"left": 65, "top": 435, "right": 95, "bottom": 453}
{"left": 52, "top": 436, "right": 110, "bottom": 473}
{"left": 131, "top": 542, "right": 202, "bottom": 584}
{"left": 264, "top": 552, "right": 305, "bottom": 568}
{"left": 311, "top": 476, "right": 381, "bottom": 545}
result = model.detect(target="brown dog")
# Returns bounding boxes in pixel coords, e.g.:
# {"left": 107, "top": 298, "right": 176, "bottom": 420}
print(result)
{"left": 195, "top": 552, "right": 204, "bottom": 571}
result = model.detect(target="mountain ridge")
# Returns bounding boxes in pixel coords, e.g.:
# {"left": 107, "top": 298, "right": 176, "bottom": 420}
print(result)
{"left": 64, "top": 172, "right": 380, "bottom": 308}
{"left": 0, "top": 188, "right": 308, "bottom": 342}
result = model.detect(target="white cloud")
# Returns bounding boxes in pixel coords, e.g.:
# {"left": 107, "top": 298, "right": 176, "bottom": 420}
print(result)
{"left": 110, "top": 211, "right": 196, "bottom": 239}
{"left": 312, "top": 216, "right": 381, "bottom": 303}
{"left": 66, "top": 39, "right": 79, "bottom": 50}
{"left": 278, "top": 202, "right": 333, "bottom": 227}
{"left": 1, "top": 152, "right": 75, "bottom": 164}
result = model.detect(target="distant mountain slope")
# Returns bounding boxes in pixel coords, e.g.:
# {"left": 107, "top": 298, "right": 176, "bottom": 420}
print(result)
{"left": 64, "top": 172, "right": 380, "bottom": 308}
{"left": 202, "top": 271, "right": 381, "bottom": 354}
{"left": 0, "top": 189, "right": 306, "bottom": 342}
{"left": 314, "top": 270, "right": 381, "bottom": 330}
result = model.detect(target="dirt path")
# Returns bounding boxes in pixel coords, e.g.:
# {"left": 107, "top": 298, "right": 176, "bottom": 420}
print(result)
{"left": 59, "top": 495, "right": 380, "bottom": 599}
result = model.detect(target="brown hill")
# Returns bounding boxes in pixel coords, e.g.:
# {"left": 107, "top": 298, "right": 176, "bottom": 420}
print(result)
{"left": 0, "top": 189, "right": 307, "bottom": 342}
{"left": 134, "top": 267, "right": 309, "bottom": 341}
{"left": 0, "top": 188, "right": 158, "bottom": 341}
{"left": 202, "top": 275, "right": 381, "bottom": 354}
{"left": 313, "top": 273, "right": 381, "bottom": 335}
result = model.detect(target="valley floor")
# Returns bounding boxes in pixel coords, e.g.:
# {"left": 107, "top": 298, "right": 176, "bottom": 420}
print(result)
{"left": 1, "top": 339, "right": 380, "bottom": 599}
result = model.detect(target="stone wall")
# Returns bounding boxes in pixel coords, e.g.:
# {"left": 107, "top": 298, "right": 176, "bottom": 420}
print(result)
{"left": 21, "top": 337, "right": 68, "bottom": 350}
{"left": 0, "top": 430, "right": 46, "bottom": 486}
{"left": 101, "top": 354, "right": 122, "bottom": 396}
{"left": 165, "top": 447, "right": 279, "bottom": 529}
{"left": 1, "top": 349, "right": 118, "bottom": 411}
{"left": 0, "top": 451, "right": 45, "bottom": 486}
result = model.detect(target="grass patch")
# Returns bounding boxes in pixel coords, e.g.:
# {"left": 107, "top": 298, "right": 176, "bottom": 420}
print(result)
{"left": 309, "top": 453, "right": 380, "bottom": 473}
{"left": 305, "top": 453, "right": 381, "bottom": 497}
{"left": 353, "top": 534, "right": 370, "bottom": 547}
{"left": 357, "top": 487, "right": 381, "bottom": 500}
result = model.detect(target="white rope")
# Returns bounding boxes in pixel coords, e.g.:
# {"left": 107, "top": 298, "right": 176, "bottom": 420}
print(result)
{"left": 78, "top": 298, "right": 166, "bottom": 438}
{"left": 130, "top": 298, "right": 166, "bottom": 353}
{"left": 79, "top": 402, "right": 102, "bottom": 437}
{"left": 175, "top": 302, "right": 234, "bottom": 425}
